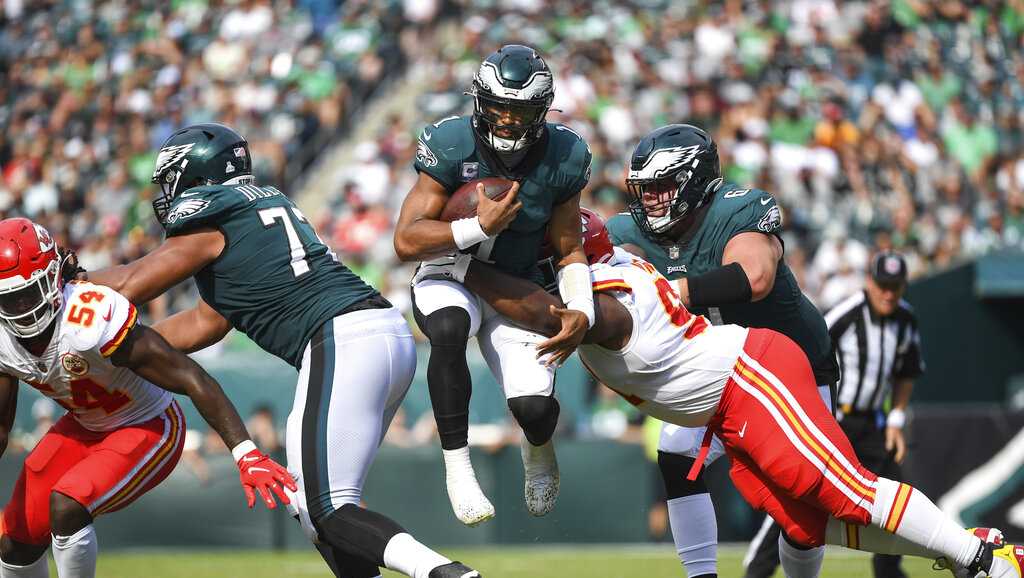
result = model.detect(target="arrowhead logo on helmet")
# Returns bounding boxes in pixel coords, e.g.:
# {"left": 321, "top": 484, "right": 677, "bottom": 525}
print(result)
{"left": 0, "top": 218, "right": 64, "bottom": 339}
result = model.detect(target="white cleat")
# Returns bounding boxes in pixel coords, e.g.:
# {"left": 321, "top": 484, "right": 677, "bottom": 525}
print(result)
{"left": 443, "top": 447, "right": 495, "bottom": 526}
{"left": 521, "top": 439, "right": 559, "bottom": 517}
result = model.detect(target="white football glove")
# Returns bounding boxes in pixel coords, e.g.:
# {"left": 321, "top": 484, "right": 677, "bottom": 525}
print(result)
{"left": 413, "top": 253, "right": 473, "bottom": 285}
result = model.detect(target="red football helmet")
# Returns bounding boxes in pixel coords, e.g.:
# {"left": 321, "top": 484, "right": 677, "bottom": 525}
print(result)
{"left": 580, "top": 207, "right": 614, "bottom": 265}
{"left": 0, "top": 218, "right": 64, "bottom": 338}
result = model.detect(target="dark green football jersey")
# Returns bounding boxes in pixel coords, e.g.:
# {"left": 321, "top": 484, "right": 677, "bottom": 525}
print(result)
{"left": 607, "top": 182, "right": 839, "bottom": 384}
{"left": 414, "top": 115, "right": 591, "bottom": 281}
{"left": 164, "top": 184, "right": 378, "bottom": 368}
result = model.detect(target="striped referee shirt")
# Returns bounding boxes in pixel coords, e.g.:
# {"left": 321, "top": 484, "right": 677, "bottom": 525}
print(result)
{"left": 824, "top": 291, "right": 925, "bottom": 413}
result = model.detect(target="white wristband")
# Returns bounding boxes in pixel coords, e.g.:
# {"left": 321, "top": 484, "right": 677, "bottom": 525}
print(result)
{"left": 886, "top": 408, "right": 906, "bottom": 429}
{"left": 231, "top": 439, "right": 258, "bottom": 462}
{"left": 451, "top": 217, "right": 490, "bottom": 250}
{"left": 557, "top": 262, "right": 595, "bottom": 328}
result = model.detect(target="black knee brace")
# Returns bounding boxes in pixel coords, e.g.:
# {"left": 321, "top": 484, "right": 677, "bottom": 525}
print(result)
{"left": 313, "top": 504, "right": 406, "bottom": 567}
{"left": 658, "top": 451, "right": 708, "bottom": 499}
{"left": 414, "top": 305, "right": 473, "bottom": 450}
{"left": 508, "top": 395, "right": 560, "bottom": 446}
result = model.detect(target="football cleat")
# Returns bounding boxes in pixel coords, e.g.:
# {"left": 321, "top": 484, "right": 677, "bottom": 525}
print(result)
{"left": 442, "top": 448, "right": 495, "bottom": 527}
{"left": 521, "top": 439, "right": 559, "bottom": 517}
{"left": 428, "top": 561, "right": 481, "bottom": 578}
{"left": 935, "top": 528, "right": 1005, "bottom": 577}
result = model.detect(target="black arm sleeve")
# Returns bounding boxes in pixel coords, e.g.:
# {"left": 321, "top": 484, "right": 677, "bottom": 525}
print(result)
{"left": 687, "top": 262, "right": 753, "bottom": 307}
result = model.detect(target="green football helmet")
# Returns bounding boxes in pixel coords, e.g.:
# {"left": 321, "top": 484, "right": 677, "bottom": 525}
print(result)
{"left": 470, "top": 44, "right": 554, "bottom": 153}
{"left": 151, "top": 123, "right": 252, "bottom": 225}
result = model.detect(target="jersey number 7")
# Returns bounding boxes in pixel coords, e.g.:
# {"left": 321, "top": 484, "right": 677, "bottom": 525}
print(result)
{"left": 258, "top": 206, "right": 336, "bottom": 277}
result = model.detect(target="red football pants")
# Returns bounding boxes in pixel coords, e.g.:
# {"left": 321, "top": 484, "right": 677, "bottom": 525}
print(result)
{"left": 2, "top": 401, "right": 185, "bottom": 545}
{"left": 712, "top": 329, "right": 878, "bottom": 547}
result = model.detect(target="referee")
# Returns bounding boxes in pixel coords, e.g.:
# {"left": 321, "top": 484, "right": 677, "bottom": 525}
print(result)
{"left": 743, "top": 251, "right": 924, "bottom": 578}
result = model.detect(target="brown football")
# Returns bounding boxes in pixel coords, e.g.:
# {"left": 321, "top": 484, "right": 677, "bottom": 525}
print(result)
{"left": 439, "top": 177, "right": 515, "bottom": 222}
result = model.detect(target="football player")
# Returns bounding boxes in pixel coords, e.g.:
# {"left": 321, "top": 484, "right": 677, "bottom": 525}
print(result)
{"left": 86, "top": 124, "right": 478, "bottom": 578}
{"left": 606, "top": 124, "right": 840, "bottom": 578}
{"left": 394, "top": 44, "right": 593, "bottom": 525}
{"left": 417, "top": 210, "right": 1024, "bottom": 578}
{"left": 0, "top": 218, "right": 292, "bottom": 578}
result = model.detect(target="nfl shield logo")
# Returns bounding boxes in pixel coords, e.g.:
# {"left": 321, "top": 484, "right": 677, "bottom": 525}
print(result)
{"left": 669, "top": 246, "right": 680, "bottom": 259}
{"left": 461, "top": 162, "right": 479, "bottom": 180}
{"left": 234, "top": 147, "right": 245, "bottom": 158}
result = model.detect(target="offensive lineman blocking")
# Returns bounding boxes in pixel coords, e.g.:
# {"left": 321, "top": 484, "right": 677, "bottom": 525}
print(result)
{"left": 87, "top": 124, "right": 478, "bottom": 578}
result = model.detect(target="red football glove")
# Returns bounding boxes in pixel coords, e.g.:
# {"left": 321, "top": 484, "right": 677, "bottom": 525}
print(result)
{"left": 236, "top": 449, "right": 297, "bottom": 509}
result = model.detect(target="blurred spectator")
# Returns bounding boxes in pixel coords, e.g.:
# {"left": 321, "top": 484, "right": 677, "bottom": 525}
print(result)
{"left": 247, "top": 404, "right": 283, "bottom": 455}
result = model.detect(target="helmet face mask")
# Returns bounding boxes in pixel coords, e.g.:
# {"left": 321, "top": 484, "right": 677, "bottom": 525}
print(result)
{"left": 626, "top": 124, "right": 722, "bottom": 242}
{"left": 0, "top": 219, "right": 64, "bottom": 339}
{"left": 471, "top": 45, "right": 554, "bottom": 153}
{"left": 150, "top": 124, "right": 253, "bottom": 226}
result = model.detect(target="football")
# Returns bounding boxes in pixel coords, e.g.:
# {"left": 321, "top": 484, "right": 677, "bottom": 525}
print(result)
{"left": 439, "top": 177, "right": 515, "bottom": 222}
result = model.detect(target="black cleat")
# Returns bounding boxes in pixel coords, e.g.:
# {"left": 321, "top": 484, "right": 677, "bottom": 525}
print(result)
{"left": 428, "top": 561, "right": 481, "bottom": 578}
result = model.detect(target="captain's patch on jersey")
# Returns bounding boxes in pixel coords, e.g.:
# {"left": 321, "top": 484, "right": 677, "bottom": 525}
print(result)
{"left": 61, "top": 352, "right": 89, "bottom": 376}
{"left": 416, "top": 139, "right": 438, "bottom": 167}
{"left": 166, "top": 198, "right": 211, "bottom": 224}
{"left": 758, "top": 205, "right": 782, "bottom": 233}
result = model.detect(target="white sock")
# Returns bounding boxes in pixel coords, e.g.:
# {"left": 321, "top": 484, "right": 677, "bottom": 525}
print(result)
{"left": 835, "top": 477, "right": 984, "bottom": 567}
{"left": 667, "top": 494, "right": 717, "bottom": 577}
{"left": 443, "top": 447, "right": 478, "bottom": 482}
{"left": 779, "top": 532, "right": 824, "bottom": 578}
{"left": 51, "top": 525, "right": 97, "bottom": 578}
{"left": 382, "top": 533, "right": 450, "bottom": 578}
{"left": 0, "top": 554, "right": 49, "bottom": 578}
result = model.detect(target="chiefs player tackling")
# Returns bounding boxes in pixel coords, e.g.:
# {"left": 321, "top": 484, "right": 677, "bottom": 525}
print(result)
{"left": 0, "top": 218, "right": 293, "bottom": 578}
{"left": 415, "top": 209, "right": 1024, "bottom": 578}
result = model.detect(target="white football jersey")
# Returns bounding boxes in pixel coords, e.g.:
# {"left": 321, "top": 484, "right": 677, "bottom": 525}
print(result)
{"left": 579, "top": 251, "right": 748, "bottom": 427}
{"left": 0, "top": 282, "right": 171, "bottom": 431}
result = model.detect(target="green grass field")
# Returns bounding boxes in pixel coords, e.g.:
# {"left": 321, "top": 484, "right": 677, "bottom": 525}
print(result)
{"left": 84, "top": 545, "right": 941, "bottom": 577}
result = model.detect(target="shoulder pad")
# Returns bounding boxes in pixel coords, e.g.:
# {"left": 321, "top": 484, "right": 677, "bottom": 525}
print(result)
{"left": 164, "top": 184, "right": 248, "bottom": 236}
{"left": 414, "top": 116, "right": 474, "bottom": 190}
{"left": 62, "top": 283, "right": 138, "bottom": 357}
{"left": 590, "top": 262, "right": 633, "bottom": 294}
{"left": 711, "top": 185, "right": 783, "bottom": 236}
{"left": 549, "top": 123, "right": 592, "bottom": 176}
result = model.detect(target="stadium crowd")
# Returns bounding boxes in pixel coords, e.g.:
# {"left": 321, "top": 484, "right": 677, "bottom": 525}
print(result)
{"left": 2, "top": 0, "right": 1023, "bottom": 448}
{"left": 318, "top": 0, "right": 1024, "bottom": 311}
{"left": 0, "top": 0, "right": 430, "bottom": 312}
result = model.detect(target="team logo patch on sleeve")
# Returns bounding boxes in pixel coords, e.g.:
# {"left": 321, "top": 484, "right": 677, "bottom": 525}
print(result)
{"left": 758, "top": 205, "right": 783, "bottom": 233}
{"left": 416, "top": 139, "right": 438, "bottom": 167}
{"left": 61, "top": 353, "right": 90, "bottom": 376}
{"left": 166, "top": 198, "right": 211, "bottom": 224}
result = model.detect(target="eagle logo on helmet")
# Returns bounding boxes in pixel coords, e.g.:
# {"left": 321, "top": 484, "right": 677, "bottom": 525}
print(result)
{"left": 475, "top": 61, "right": 553, "bottom": 100}
{"left": 153, "top": 142, "right": 196, "bottom": 180}
{"left": 628, "top": 145, "right": 702, "bottom": 181}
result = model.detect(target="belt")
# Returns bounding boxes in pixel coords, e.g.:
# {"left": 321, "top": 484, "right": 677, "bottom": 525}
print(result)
{"left": 340, "top": 293, "right": 392, "bottom": 316}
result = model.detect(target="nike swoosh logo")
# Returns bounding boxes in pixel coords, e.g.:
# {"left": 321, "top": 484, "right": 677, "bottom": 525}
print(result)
{"left": 102, "top": 305, "right": 113, "bottom": 322}
{"left": 739, "top": 421, "right": 748, "bottom": 438}
{"left": 180, "top": 190, "right": 204, "bottom": 197}
{"left": 248, "top": 467, "right": 271, "bottom": 474}
{"left": 422, "top": 131, "right": 432, "bottom": 141}
{"left": 760, "top": 197, "right": 772, "bottom": 205}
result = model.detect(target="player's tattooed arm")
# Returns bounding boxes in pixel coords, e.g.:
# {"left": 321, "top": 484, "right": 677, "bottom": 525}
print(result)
{"left": 0, "top": 373, "right": 17, "bottom": 457}
{"left": 88, "top": 228, "right": 225, "bottom": 304}
{"left": 152, "top": 298, "right": 231, "bottom": 353}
